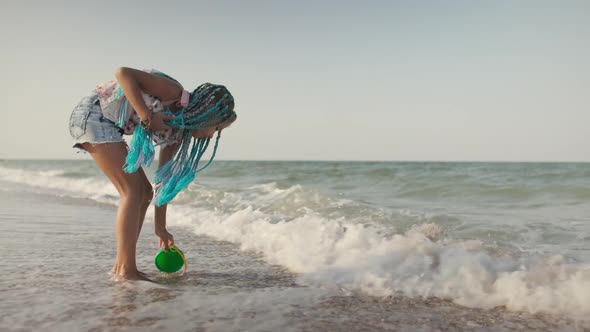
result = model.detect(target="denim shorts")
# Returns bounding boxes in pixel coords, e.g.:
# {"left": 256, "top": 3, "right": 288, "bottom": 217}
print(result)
{"left": 68, "top": 92, "right": 125, "bottom": 150}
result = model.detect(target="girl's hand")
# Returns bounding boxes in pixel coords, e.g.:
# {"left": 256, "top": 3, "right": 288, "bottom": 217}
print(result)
{"left": 155, "top": 228, "right": 175, "bottom": 252}
{"left": 149, "top": 112, "right": 175, "bottom": 132}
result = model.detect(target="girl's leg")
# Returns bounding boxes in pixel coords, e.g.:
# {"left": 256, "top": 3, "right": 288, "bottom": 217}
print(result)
{"left": 81, "top": 142, "right": 153, "bottom": 280}
{"left": 135, "top": 167, "right": 151, "bottom": 240}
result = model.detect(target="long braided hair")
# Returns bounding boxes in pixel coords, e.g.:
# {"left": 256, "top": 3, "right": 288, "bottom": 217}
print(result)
{"left": 123, "top": 82, "right": 236, "bottom": 206}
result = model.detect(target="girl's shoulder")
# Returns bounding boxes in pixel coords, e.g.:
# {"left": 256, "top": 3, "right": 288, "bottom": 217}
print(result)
{"left": 95, "top": 68, "right": 180, "bottom": 106}
{"left": 146, "top": 68, "right": 181, "bottom": 85}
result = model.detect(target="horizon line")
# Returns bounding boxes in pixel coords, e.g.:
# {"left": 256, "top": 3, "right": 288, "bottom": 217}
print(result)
{"left": 1, "top": 158, "right": 589, "bottom": 164}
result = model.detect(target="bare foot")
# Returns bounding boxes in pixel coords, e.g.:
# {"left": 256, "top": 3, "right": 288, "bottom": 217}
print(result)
{"left": 112, "top": 264, "right": 155, "bottom": 282}
{"left": 113, "top": 270, "right": 155, "bottom": 282}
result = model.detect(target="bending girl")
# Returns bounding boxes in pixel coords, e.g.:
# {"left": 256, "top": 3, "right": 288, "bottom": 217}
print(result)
{"left": 68, "top": 67, "right": 236, "bottom": 280}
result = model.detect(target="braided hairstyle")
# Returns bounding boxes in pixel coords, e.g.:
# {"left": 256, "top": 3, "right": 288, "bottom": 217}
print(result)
{"left": 124, "top": 83, "right": 237, "bottom": 206}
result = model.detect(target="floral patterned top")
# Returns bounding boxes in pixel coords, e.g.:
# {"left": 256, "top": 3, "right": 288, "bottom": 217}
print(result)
{"left": 94, "top": 69, "right": 183, "bottom": 147}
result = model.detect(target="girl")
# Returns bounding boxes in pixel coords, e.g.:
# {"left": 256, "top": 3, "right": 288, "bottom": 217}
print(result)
{"left": 68, "top": 67, "right": 237, "bottom": 281}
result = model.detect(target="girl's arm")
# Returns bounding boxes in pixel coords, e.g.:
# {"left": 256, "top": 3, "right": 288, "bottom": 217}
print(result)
{"left": 114, "top": 67, "right": 183, "bottom": 131}
{"left": 154, "top": 143, "right": 179, "bottom": 251}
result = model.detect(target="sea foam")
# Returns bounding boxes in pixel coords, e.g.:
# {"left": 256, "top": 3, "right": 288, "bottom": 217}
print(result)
{"left": 167, "top": 204, "right": 590, "bottom": 320}
{"left": 0, "top": 166, "right": 118, "bottom": 204}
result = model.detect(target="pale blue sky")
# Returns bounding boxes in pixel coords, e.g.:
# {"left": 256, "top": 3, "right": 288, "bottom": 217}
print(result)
{"left": 1, "top": 0, "right": 588, "bottom": 161}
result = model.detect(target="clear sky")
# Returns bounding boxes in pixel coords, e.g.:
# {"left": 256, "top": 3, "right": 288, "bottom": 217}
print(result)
{"left": 1, "top": 0, "right": 588, "bottom": 161}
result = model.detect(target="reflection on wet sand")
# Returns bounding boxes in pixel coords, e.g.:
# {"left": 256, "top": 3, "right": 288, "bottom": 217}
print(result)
{"left": 292, "top": 293, "right": 590, "bottom": 331}
{"left": 99, "top": 284, "right": 178, "bottom": 331}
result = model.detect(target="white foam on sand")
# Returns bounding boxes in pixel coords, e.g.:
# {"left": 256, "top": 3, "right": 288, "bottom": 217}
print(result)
{"left": 0, "top": 166, "right": 118, "bottom": 204}
{"left": 167, "top": 205, "right": 590, "bottom": 321}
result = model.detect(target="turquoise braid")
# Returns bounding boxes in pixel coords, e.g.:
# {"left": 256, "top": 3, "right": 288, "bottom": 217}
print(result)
{"left": 124, "top": 81, "right": 236, "bottom": 206}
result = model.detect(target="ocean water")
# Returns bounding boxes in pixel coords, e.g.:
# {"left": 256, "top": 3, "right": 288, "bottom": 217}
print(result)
{"left": 1, "top": 160, "right": 589, "bottom": 331}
